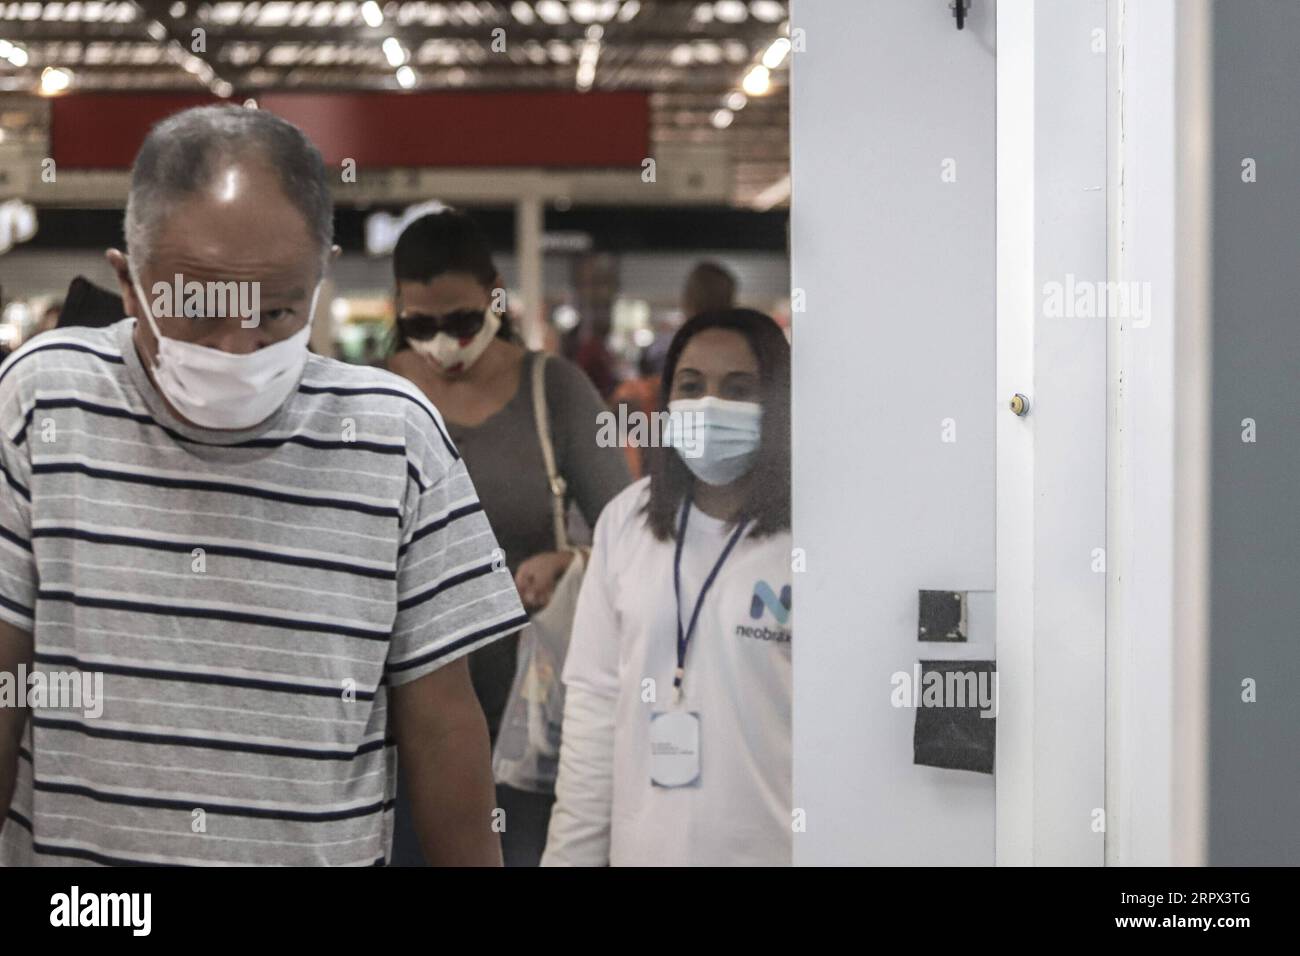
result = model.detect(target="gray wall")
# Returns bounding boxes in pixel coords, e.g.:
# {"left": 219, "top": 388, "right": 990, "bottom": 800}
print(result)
{"left": 1209, "top": 0, "right": 1300, "bottom": 865}
{"left": 790, "top": 0, "right": 996, "bottom": 864}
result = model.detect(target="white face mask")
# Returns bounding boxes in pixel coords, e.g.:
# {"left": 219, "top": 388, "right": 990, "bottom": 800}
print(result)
{"left": 133, "top": 275, "right": 322, "bottom": 430}
{"left": 666, "top": 396, "right": 763, "bottom": 486}
{"left": 410, "top": 308, "right": 500, "bottom": 374}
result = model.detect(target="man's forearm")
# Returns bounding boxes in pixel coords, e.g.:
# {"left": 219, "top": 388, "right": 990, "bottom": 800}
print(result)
{"left": 0, "top": 726, "right": 18, "bottom": 828}
{"left": 392, "top": 661, "right": 503, "bottom": 866}
{"left": 402, "top": 713, "right": 502, "bottom": 865}
{"left": 0, "top": 621, "right": 33, "bottom": 829}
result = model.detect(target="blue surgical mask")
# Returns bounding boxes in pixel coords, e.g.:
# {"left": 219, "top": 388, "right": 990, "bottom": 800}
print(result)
{"left": 666, "top": 396, "right": 763, "bottom": 486}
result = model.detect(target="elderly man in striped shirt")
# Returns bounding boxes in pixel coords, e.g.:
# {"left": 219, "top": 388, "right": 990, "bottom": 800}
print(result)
{"left": 0, "top": 105, "right": 526, "bottom": 866}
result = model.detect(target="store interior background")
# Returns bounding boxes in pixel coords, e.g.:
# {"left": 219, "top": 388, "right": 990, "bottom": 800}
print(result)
{"left": 5, "top": 0, "right": 1296, "bottom": 869}
{"left": 0, "top": 1, "right": 793, "bottom": 371}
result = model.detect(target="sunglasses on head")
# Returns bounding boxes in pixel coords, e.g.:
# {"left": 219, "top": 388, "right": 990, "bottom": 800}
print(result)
{"left": 396, "top": 307, "right": 488, "bottom": 341}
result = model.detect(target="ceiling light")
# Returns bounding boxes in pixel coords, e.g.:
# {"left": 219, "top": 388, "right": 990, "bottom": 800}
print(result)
{"left": 570, "top": 0, "right": 600, "bottom": 23}
{"left": 510, "top": 1, "right": 534, "bottom": 23}
{"left": 567, "top": 0, "right": 618, "bottom": 23}
{"left": 742, "top": 63, "right": 770, "bottom": 95}
{"left": 576, "top": 36, "right": 600, "bottom": 91}
{"left": 39, "top": 67, "right": 73, "bottom": 95}
{"left": 710, "top": 108, "right": 734, "bottom": 129}
{"left": 395, "top": 64, "right": 416, "bottom": 87}
{"left": 762, "top": 36, "right": 790, "bottom": 69}
{"left": 725, "top": 90, "right": 747, "bottom": 111}
{"left": 536, "top": 0, "right": 568, "bottom": 24}
{"left": 714, "top": 1, "right": 747, "bottom": 23}
{"left": 693, "top": 41, "right": 721, "bottom": 64}
{"left": 382, "top": 36, "right": 406, "bottom": 66}
{"left": 361, "top": 0, "right": 383, "bottom": 27}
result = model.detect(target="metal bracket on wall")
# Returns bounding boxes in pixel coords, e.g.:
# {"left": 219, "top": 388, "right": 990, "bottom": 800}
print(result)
{"left": 918, "top": 590, "right": 969, "bottom": 642}
{"left": 951, "top": 0, "right": 971, "bottom": 30}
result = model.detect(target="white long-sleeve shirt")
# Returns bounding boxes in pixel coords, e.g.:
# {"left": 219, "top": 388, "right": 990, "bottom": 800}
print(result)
{"left": 542, "top": 478, "right": 792, "bottom": 867}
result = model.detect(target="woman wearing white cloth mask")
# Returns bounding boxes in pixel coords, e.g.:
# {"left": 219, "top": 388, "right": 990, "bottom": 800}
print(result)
{"left": 542, "top": 308, "right": 792, "bottom": 867}
{"left": 386, "top": 210, "right": 630, "bottom": 866}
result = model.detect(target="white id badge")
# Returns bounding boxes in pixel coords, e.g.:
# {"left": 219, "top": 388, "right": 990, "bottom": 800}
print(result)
{"left": 649, "top": 710, "right": 701, "bottom": 788}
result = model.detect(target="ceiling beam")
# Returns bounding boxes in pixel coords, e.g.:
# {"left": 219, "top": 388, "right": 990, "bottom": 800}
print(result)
{"left": 129, "top": 0, "right": 232, "bottom": 90}
{"left": 5, "top": 62, "right": 784, "bottom": 89}
{"left": 0, "top": 20, "right": 780, "bottom": 45}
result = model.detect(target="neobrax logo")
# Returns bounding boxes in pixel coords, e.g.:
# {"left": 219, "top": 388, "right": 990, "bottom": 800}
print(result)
{"left": 736, "top": 580, "right": 792, "bottom": 643}
{"left": 750, "top": 581, "right": 791, "bottom": 625}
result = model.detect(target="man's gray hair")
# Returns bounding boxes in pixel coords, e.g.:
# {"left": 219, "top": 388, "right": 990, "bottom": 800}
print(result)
{"left": 123, "top": 105, "right": 334, "bottom": 277}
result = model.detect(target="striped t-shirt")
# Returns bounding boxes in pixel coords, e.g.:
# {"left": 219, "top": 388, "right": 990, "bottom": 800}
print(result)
{"left": 0, "top": 319, "right": 527, "bottom": 866}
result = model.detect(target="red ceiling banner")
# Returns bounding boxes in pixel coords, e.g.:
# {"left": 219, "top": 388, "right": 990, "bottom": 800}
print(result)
{"left": 49, "top": 90, "right": 651, "bottom": 170}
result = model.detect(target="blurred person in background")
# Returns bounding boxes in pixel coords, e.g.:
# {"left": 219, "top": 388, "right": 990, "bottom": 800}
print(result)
{"left": 607, "top": 347, "right": 662, "bottom": 479}
{"left": 568, "top": 254, "right": 621, "bottom": 401}
{"left": 611, "top": 261, "right": 738, "bottom": 478}
{"left": 0, "top": 105, "right": 522, "bottom": 866}
{"left": 682, "top": 260, "right": 738, "bottom": 320}
{"left": 542, "top": 308, "right": 792, "bottom": 866}
{"left": 386, "top": 209, "right": 631, "bottom": 866}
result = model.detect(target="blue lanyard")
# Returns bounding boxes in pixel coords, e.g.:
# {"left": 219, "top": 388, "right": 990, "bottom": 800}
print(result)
{"left": 672, "top": 496, "right": 750, "bottom": 701}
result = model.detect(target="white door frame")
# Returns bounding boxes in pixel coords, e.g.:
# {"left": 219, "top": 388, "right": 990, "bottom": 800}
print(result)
{"left": 1104, "top": 0, "right": 1212, "bottom": 867}
{"left": 996, "top": 0, "right": 1109, "bottom": 866}
{"left": 998, "top": 0, "right": 1212, "bottom": 866}
{"left": 1105, "top": 0, "right": 1172, "bottom": 868}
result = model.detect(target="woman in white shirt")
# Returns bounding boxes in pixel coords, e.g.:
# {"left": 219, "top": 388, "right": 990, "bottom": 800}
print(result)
{"left": 542, "top": 308, "right": 792, "bottom": 866}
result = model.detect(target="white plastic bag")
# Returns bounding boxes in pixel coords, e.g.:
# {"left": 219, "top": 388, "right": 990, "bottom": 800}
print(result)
{"left": 492, "top": 550, "right": 586, "bottom": 792}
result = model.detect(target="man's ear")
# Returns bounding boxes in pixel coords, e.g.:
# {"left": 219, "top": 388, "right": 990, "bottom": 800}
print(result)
{"left": 105, "top": 248, "right": 139, "bottom": 317}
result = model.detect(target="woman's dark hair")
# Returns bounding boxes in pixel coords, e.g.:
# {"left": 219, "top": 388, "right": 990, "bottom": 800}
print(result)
{"left": 389, "top": 208, "right": 519, "bottom": 350}
{"left": 642, "top": 308, "right": 791, "bottom": 540}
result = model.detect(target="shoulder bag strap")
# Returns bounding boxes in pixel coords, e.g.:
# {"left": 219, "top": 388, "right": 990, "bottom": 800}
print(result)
{"left": 530, "top": 351, "right": 570, "bottom": 552}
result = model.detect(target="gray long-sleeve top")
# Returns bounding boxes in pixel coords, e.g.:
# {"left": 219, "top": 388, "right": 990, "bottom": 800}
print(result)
{"left": 446, "top": 350, "right": 632, "bottom": 742}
